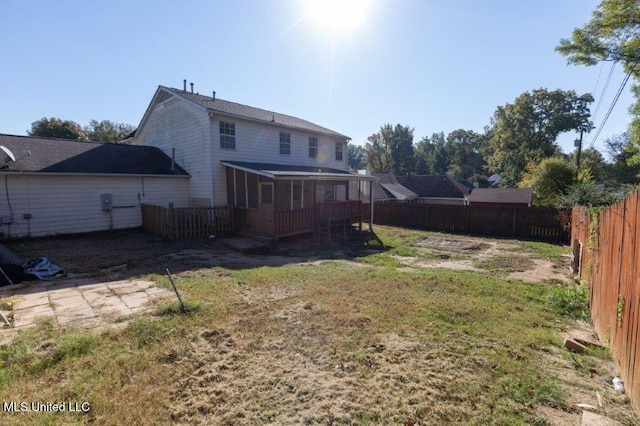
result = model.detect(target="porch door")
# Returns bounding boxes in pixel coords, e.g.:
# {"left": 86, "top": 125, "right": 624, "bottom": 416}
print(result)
{"left": 259, "top": 182, "right": 274, "bottom": 234}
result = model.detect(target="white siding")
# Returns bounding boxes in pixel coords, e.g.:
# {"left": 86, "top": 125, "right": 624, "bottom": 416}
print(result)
{"left": 0, "top": 174, "right": 189, "bottom": 239}
{"left": 210, "top": 116, "right": 349, "bottom": 205}
{"left": 135, "top": 96, "right": 213, "bottom": 205}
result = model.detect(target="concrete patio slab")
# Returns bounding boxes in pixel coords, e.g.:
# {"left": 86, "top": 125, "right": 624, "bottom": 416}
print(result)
{"left": 0, "top": 277, "right": 172, "bottom": 343}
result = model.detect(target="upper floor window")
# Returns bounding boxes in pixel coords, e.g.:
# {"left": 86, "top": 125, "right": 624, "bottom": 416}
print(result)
{"left": 280, "top": 132, "right": 291, "bottom": 155}
{"left": 309, "top": 137, "right": 318, "bottom": 158}
{"left": 335, "top": 142, "right": 344, "bottom": 161}
{"left": 219, "top": 121, "right": 235, "bottom": 149}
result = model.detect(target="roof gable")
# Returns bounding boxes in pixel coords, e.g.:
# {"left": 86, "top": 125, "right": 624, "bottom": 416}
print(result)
{"left": 0, "top": 134, "right": 188, "bottom": 176}
{"left": 370, "top": 172, "right": 418, "bottom": 200}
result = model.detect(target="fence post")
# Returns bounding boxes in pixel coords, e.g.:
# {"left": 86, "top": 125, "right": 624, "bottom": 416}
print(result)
{"left": 168, "top": 203, "right": 175, "bottom": 240}
{"left": 424, "top": 205, "right": 429, "bottom": 231}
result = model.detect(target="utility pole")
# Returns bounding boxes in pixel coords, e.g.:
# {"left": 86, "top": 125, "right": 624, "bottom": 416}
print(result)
{"left": 575, "top": 129, "right": 584, "bottom": 174}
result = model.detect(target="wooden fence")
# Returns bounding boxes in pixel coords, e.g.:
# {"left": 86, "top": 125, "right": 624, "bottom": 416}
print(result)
{"left": 571, "top": 192, "right": 640, "bottom": 415}
{"left": 374, "top": 204, "right": 569, "bottom": 243}
{"left": 141, "top": 203, "right": 235, "bottom": 240}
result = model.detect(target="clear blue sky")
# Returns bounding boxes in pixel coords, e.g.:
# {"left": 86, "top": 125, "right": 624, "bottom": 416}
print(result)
{"left": 0, "top": 0, "right": 634, "bottom": 159}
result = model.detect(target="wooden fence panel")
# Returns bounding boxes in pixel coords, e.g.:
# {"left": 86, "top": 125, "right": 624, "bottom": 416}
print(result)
{"left": 372, "top": 204, "right": 569, "bottom": 243}
{"left": 571, "top": 189, "right": 640, "bottom": 416}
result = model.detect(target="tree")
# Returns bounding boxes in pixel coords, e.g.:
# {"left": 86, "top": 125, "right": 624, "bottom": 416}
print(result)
{"left": 559, "top": 181, "right": 633, "bottom": 207}
{"left": 519, "top": 157, "right": 577, "bottom": 207}
{"left": 567, "top": 146, "right": 607, "bottom": 182}
{"left": 604, "top": 132, "right": 640, "bottom": 184}
{"left": 414, "top": 132, "right": 448, "bottom": 175}
{"left": 364, "top": 124, "right": 415, "bottom": 174}
{"left": 556, "top": 0, "right": 640, "bottom": 151}
{"left": 445, "top": 129, "right": 487, "bottom": 179}
{"left": 485, "top": 88, "right": 594, "bottom": 187}
{"left": 28, "top": 117, "right": 87, "bottom": 140}
{"left": 85, "top": 119, "right": 135, "bottom": 143}
{"left": 347, "top": 144, "right": 365, "bottom": 170}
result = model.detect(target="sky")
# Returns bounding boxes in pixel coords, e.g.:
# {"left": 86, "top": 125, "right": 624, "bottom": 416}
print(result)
{"left": 0, "top": 0, "right": 635, "bottom": 160}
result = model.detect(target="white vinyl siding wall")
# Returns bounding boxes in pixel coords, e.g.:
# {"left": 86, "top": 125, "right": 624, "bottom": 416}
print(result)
{"left": 210, "top": 116, "right": 349, "bottom": 205}
{"left": 0, "top": 174, "right": 189, "bottom": 239}
{"left": 135, "top": 97, "right": 213, "bottom": 205}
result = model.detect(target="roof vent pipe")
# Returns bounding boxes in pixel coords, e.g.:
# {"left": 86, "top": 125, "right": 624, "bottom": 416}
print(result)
{"left": 183, "top": 79, "right": 187, "bottom": 91}
{"left": 212, "top": 91, "right": 216, "bottom": 101}
{"left": 190, "top": 83, "right": 194, "bottom": 93}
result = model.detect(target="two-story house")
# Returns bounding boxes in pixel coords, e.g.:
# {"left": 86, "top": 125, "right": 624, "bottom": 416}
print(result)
{"left": 132, "top": 85, "right": 375, "bottom": 239}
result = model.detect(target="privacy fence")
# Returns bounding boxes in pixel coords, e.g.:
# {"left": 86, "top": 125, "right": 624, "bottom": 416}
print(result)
{"left": 571, "top": 191, "right": 640, "bottom": 416}
{"left": 373, "top": 204, "right": 570, "bottom": 243}
{"left": 141, "top": 203, "right": 235, "bottom": 240}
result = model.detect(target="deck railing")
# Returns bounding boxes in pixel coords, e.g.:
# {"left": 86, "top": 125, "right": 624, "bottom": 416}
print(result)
{"left": 141, "top": 204, "right": 235, "bottom": 240}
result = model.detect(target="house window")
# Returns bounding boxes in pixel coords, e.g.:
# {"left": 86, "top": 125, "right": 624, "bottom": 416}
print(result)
{"left": 325, "top": 184, "right": 336, "bottom": 202}
{"left": 280, "top": 132, "right": 291, "bottom": 155}
{"left": 335, "top": 142, "right": 343, "bottom": 161}
{"left": 309, "top": 137, "right": 318, "bottom": 158}
{"left": 219, "top": 121, "right": 235, "bottom": 149}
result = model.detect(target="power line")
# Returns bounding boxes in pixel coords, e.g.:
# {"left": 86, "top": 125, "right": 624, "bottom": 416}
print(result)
{"left": 589, "top": 58, "right": 639, "bottom": 147}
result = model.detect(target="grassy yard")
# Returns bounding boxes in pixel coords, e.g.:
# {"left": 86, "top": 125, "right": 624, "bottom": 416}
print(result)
{"left": 0, "top": 226, "right": 637, "bottom": 425}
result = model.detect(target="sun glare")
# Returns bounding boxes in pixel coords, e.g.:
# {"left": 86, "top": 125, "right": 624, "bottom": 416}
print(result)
{"left": 306, "top": 0, "right": 371, "bottom": 33}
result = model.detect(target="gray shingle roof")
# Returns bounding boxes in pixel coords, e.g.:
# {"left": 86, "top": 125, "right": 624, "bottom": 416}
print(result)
{"left": 371, "top": 172, "right": 418, "bottom": 200}
{"left": 467, "top": 188, "right": 533, "bottom": 205}
{"left": 397, "top": 175, "right": 471, "bottom": 199}
{"left": 222, "top": 160, "right": 371, "bottom": 180}
{"left": 0, "top": 134, "right": 188, "bottom": 176}
{"left": 162, "top": 86, "right": 349, "bottom": 139}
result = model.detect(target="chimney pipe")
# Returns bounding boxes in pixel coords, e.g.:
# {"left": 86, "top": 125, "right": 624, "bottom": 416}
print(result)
{"left": 190, "top": 83, "right": 194, "bottom": 93}
{"left": 183, "top": 79, "right": 187, "bottom": 91}
{"left": 212, "top": 91, "right": 216, "bottom": 101}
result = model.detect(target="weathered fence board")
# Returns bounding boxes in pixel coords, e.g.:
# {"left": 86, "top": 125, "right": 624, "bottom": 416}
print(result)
{"left": 141, "top": 204, "right": 235, "bottom": 240}
{"left": 374, "top": 203, "right": 569, "bottom": 243}
{"left": 572, "top": 190, "right": 640, "bottom": 416}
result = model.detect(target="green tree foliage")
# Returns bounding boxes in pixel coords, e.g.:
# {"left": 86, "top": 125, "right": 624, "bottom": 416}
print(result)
{"left": 567, "top": 146, "right": 607, "bottom": 182}
{"left": 414, "top": 132, "right": 448, "bottom": 175}
{"left": 28, "top": 117, "right": 87, "bottom": 140}
{"left": 519, "top": 157, "right": 577, "bottom": 207}
{"left": 559, "top": 181, "right": 634, "bottom": 207}
{"left": 347, "top": 144, "right": 365, "bottom": 170}
{"left": 85, "top": 119, "right": 135, "bottom": 143}
{"left": 445, "top": 129, "right": 487, "bottom": 179}
{"left": 364, "top": 124, "right": 415, "bottom": 174}
{"left": 604, "top": 132, "right": 640, "bottom": 183}
{"left": 485, "top": 88, "right": 594, "bottom": 187}
{"left": 556, "top": 0, "right": 640, "bottom": 153}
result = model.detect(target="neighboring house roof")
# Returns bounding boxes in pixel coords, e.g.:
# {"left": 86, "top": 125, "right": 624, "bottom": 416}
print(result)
{"left": 370, "top": 172, "right": 418, "bottom": 201}
{"left": 152, "top": 86, "right": 349, "bottom": 140}
{"left": 0, "top": 134, "right": 188, "bottom": 176}
{"left": 222, "top": 161, "right": 374, "bottom": 181}
{"left": 397, "top": 175, "right": 471, "bottom": 199}
{"left": 467, "top": 188, "right": 533, "bottom": 206}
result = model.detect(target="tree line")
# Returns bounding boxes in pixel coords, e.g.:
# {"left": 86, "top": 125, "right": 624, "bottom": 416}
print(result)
{"left": 27, "top": 117, "right": 135, "bottom": 143}
{"left": 348, "top": 87, "right": 640, "bottom": 207}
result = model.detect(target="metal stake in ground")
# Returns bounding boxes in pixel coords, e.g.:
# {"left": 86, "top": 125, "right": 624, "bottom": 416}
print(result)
{"left": 166, "top": 268, "right": 186, "bottom": 313}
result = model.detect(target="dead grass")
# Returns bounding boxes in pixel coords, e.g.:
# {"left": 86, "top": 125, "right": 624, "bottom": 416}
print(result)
{"left": 0, "top": 226, "right": 638, "bottom": 425}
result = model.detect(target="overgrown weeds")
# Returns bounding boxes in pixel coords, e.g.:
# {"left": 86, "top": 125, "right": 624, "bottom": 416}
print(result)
{"left": 549, "top": 284, "right": 590, "bottom": 320}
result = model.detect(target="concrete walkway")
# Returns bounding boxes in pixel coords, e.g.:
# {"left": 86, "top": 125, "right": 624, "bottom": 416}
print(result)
{"left": 0, "top": 278, "right": 172, "bottom": 344}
